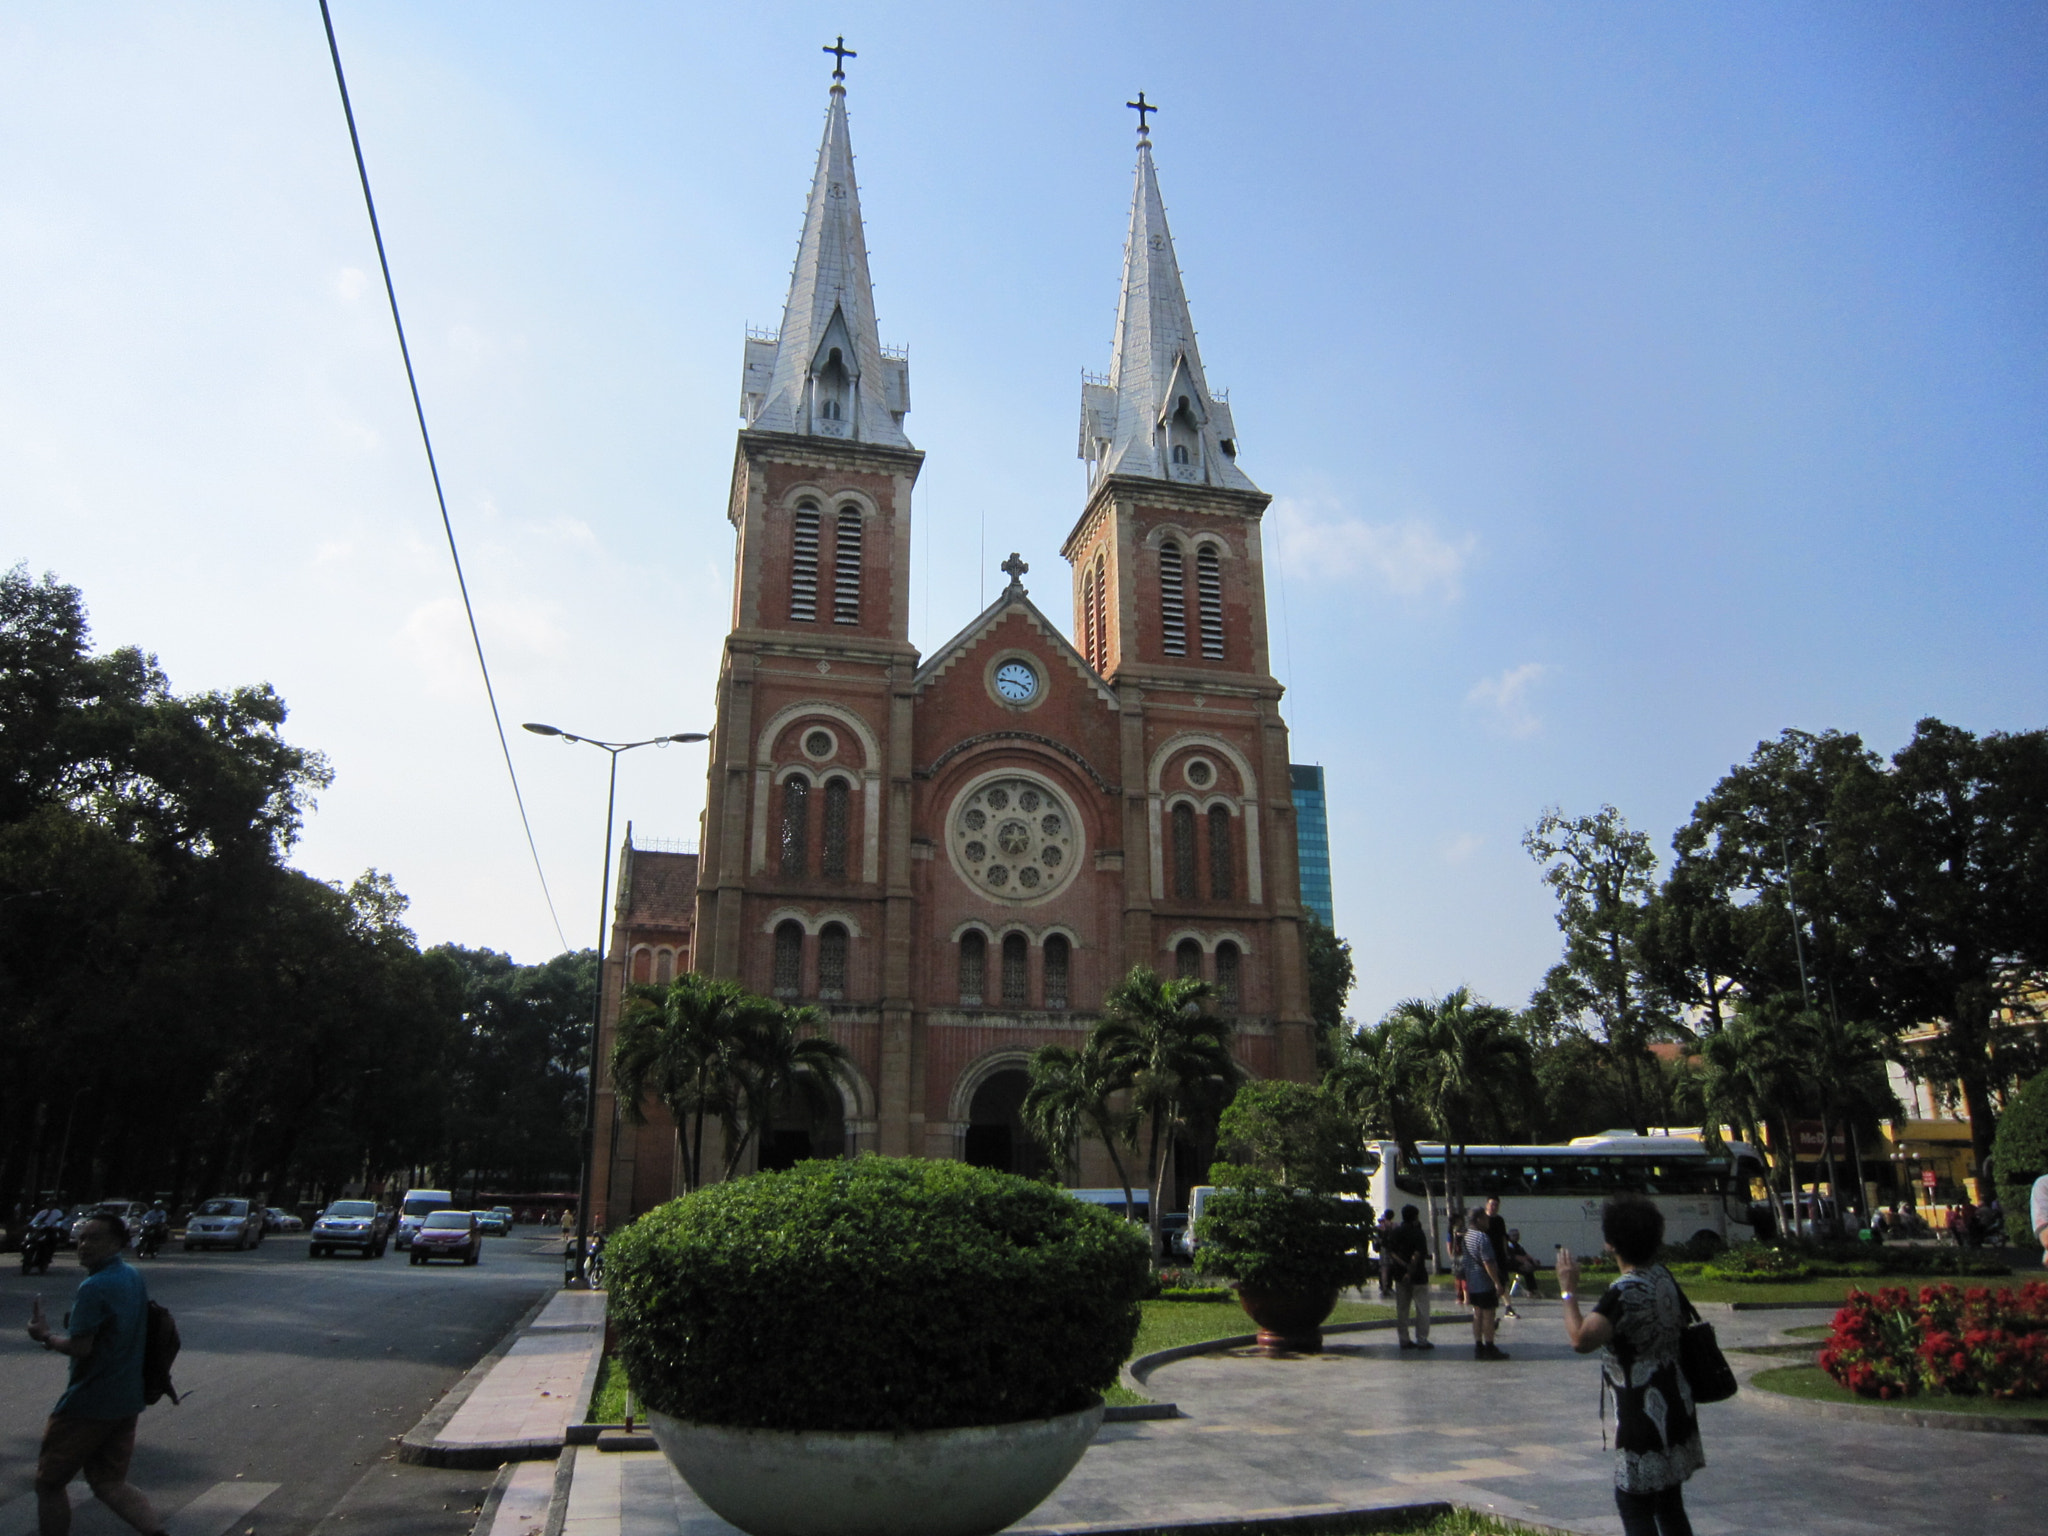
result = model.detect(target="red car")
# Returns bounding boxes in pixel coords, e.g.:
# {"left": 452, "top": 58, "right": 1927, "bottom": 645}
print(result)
{"left": 409, "top": 1210, "right": 482, "bottom": 1266}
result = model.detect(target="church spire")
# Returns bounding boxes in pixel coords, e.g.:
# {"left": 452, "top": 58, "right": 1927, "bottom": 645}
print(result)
{"left": 1079, "top": 100, "right": 1255, "bottom": 493}
{"left": 740, "top": 49, "right": 911, "bottom": 447}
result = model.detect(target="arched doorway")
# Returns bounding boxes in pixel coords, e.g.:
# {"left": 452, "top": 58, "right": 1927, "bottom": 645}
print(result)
{"left": 962, "top": 1069, "right": 1049, "bottom": 1179}
{"left": 757, "top": 1072, "right": 847, "bottom": 1172}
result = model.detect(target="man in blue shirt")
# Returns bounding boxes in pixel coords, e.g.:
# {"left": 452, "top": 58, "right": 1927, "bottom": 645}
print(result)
{"left": 25, "top": 1214, "right": 168, "bottom": 1536}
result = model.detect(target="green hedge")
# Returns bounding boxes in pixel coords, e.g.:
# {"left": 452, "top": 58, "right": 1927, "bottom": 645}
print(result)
{"left": 1995, "top": 1071, "right": 2048, "bottom": 1248}
{"left": 604, "top": 1158, "right": 1149, "bottom": 1433}
{"left": 1192, "top": 1187, "right": 1369, "bottom": 1293}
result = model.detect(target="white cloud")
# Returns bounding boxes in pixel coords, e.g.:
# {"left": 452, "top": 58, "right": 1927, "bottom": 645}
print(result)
{"left": 1466, "top": 662, "right": 1553, "bottom": 738}
{"left": 398, "top": 596, "right": 570, "bottom": 697}
{"left": 1272, "top": 496, "right": 1476, "bottom": 600}
{"left": 335, "top": 266, "right": 369, "bottom": 301}
{"left": 1443, "top": 832, "right": 1483, "bottom": 864}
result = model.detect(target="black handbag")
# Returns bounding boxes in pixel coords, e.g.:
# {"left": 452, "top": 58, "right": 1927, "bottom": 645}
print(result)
{"left": 1674, "top": 1282, "right": 1738, "bottom": 1403}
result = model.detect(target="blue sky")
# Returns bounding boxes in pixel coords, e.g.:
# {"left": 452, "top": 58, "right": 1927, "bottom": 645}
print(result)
{"left": 4, "top": 3, "right": 2043, "bottom": 1022}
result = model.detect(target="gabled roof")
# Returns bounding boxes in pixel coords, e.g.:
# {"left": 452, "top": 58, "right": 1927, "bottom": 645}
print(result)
{"left": 913, "top": 562, "right": 1119, "bottom": 710}
{"left": 741, "top": 80, "right": 911, "bottom": 448}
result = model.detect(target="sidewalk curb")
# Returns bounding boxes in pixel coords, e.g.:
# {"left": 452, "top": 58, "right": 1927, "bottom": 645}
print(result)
{"left": 399, "top": 1289, "right": 579, "bottom": 1468}
{"left": 1021, "top": 1499, "right": 1590, "bottom": 1535}
{"left": 1121, "top": 1317, "right": 1400, "bottom": 1407}
{"left": 1745, "top": 1376, "right": 2048, "bottom": 1436}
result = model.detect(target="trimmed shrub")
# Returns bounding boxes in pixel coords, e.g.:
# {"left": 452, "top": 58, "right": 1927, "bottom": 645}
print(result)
{"left": 604, "top": 1157, "right": 1149, "bottom": 1433}
{"left": 1994, "top": 1071, "right": 2048, "bottom": 1248}
{"left": 1192, "top": 1185, "right": 1369, "bottom": 1293}
{"left": 1703, "top": 1243, "right": 1815, "bottom": 1282}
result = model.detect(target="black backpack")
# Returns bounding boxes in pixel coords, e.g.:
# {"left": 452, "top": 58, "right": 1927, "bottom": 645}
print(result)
{"left": 143, "top": 1300, "right": 182, "bottom": 1407}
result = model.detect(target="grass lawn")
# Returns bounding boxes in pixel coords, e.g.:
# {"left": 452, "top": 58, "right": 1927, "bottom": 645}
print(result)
{"left": 1132, "top": 1297, "right": 1395, "bottom": 1359}
{"left": 589, "top": 1355, "right": 630, "bottom": 1423}
{"left": 1751, "top": 1364, "right": 2048, "bottom": 1423}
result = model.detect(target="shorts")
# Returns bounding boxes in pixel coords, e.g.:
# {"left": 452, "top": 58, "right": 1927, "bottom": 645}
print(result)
{"left": 1467, "top": 1290, "right": 1499, "bottom": 1312}
{"left": 37, "top": 1415, "right": 137, "bottom": 1489}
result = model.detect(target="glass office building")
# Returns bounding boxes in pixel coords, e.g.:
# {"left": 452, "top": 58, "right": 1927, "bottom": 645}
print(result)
{"left": 1289, "top": 764, "right": 1334, "bottom": 928}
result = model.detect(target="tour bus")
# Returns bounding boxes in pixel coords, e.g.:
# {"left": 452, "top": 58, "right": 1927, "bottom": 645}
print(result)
{"left": 1362, "top": 1133, "right": 1766, "bottom": 1264}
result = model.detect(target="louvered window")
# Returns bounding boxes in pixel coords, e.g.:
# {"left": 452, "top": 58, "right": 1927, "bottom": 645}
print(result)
{"left": 833, "top": 507, "right": 862, "bottom": 624}
{"left": 1208, "top": 805, "right": 1234, "bottom": 900}
{"left": 779, "top": 774, "right": 810, "bottom": 876}
{"left": 772, "top": 921, "right": 803, "bottom": 998}
{"left": 1175, "top": 938, "right": 1203, "bottom": 981}
{"left": 1001, "top": 933, "right": 1029, "bottom": 1008}
{"left": 1082, "top": 568, "right": 1098, "bottom": 668}
{"left": 1159, "top": 540, "right": 1186, "bottom": 657}
{"left": 1215, "top": 942, "right": 1241, "bottom": 1010}
{"left": 1196, "top": 543, "right": 1224, "bottom": 659}
{"left": 1044, "top": 935, "right": 1070, "bottom": 1010}
{"left": 821, "top": 778, "right": 850, "bottom": 880}
{"left": 818, "top": 923, "right": 848, "bottom": 1000}
{"left": 959, "top": 932, "right": 986, "bottom": 1007}
{"left": 790, "top": 504, "right": 820, "bottom": 621}
{"left": 1093, "top": 553, "right": 1108, "bottom": 667}
{"left": 1171, "top": 802, "right": 1198, "bottom": 900}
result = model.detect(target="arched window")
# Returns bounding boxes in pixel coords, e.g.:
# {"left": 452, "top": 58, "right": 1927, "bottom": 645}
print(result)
{"left": 654, "top": 948, "right": 675, "bottom": 985}
{"left": 790, "top": 503, "right": 820, "bottom": 622}
{"left": 1093, "top": 552, "right": 1108, "bottom": 666}
{"left": 631, "top": 948, "right": 652, "bottom": 984}
{"left": 1171, "top": 443, "right": 1189, "bottom": 464}
{"left": 772, "top": 921, "right": 803, "bottom": 999}
{"left": 821, "top": 399, "right": 840, "bottom": 420}
{"left": 958, "top": 931, "right": 986, "bottom": 1007}
{"left": 1081, "top": 567, "right": 1098, "bottom": 668}
{"left": 1159, "top": 539, "right": 1186, "bottom": 657}
{"left": 1043, "top": 934, "right": 1070, "bottom": 1011}
{"left": 1208, "top": 805, "right": 1234, "bottom": 900}
{"left": 1171, "top": 802, "right": 1198, "bottom": 900}
{"left": 818, "top": 923, "right": 848, "bottom": 1000}
{"left": 1001, "top": 933, "right": 1029, "bottom": 1008}
{"left": 833, "top": 507, "right": 862, "bottom": 624}
{"left": 1175, "top": 938, "right": 1203, "bottom": 981}
{"left": 1215, "top": 941, "right": 1240, "bottom": 1010}
{"left": 821, "top": 777, "right": 851, "bottom": 880}
{"left": 779, "top": 774, "right": 810, "bottom": 876}
{"left": 1196, "top": 543, "right": 1224, "bottom": 659}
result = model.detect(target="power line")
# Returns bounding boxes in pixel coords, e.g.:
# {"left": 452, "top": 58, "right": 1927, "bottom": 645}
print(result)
{"left": 317, "top": 0, "right": 569, "bottom": 953}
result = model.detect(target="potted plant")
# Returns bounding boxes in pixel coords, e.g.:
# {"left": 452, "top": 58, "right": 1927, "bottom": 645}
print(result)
{"left": 604, "top": 1158, "right": 1149, "bottom": 1536}
{"left": 1192, "top": 1082, "right": 1370, "bottom": 1355}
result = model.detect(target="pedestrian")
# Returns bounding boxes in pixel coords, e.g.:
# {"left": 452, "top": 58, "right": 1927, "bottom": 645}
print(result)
{"left": 24, "top": 1213, "right": 169, "bottom": 1536}
{"left": 1374, "top": 1210, "right": 1398, "bottom": 1299}
{"left": 1481, "top": 1196, "right": 1516, "bottom": 1319}
{"left": 1461, "top": 1214, "right": 1509, "bottom": 1360}
{"left": 2032, "top": 1173, "right": 2048, "bottom": 1269}
{"left": 1447, "top": 1214, "right": 1469, "bottom": 1307}
{"left": 1387, "top": 1205, "right": 1433, "bottom": 1351}
{"left": 1505, "top": 1229, "right": 1541, "bottom": 1300}
{"left": 1556, "top": 1197, "right": 1705, "bottom": 1536}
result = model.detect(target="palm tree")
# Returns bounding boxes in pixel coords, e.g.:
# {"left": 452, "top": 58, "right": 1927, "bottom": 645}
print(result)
{"left": 1326, "top": 1019, "right": 1440, "bottom": 1253}
{"left": 1093, "top": 966, "right": 1241, "bottom": 1257}
{"left": 1701, "top": 1002, "right": 1811, "bottom": 1230}
{"left": 610, "top": 973, "right": 774, "bottom": 1192}
{"left": 1022, "top": 1040, "right": 1140, "bottom": 1217}
{"left": 1381, "top": 988, "right": 1528, "bottom": 1245}
{"left": 723, "top": 1003, "right": 855, "bottom": 1179}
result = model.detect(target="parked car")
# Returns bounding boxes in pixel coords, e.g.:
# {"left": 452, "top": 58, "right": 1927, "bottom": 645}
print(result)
{"left": 394, "top": 1188, "right": 453, "bottom": 1250}
{"left": 309, "top": 1200, "right": 389, "bottom": 1258}
{"left": 409, "top": 1211, "right": 482, "bottom": 1266}
{"left": 184, "top": 1197, "right": 264, "bottom": 1251}
{"left": 472, "top": 1209, "right": 511, "bottom": 1236}
{"left": 491, "top": 1205, "right": 516, "bottom": 1230}
{"left": 69, "top": 1201, "right": 150, "bottom": 1246}
{"left": 1157, "top": 1212, "right": 1189, "bottom": 1262}
{"left": 265, "top": 1208, "right": 304, "bottom": 1233}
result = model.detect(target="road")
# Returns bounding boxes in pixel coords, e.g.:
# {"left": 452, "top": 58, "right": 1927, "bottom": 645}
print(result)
{"left": 0, "top": 1230, "right": 562, "bottom": 1536}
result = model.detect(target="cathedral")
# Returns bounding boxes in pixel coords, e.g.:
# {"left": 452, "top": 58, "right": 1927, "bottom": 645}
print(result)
{"left": 591, "top": 66, "right": 1318, "bottom": 1225}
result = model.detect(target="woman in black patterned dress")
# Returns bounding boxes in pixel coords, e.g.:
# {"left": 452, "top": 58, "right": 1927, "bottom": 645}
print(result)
{"left": 1556, "top": 1196, "right": 1705, "bottom": 1536}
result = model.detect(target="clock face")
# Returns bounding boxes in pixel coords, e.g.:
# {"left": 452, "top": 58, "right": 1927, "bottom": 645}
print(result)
{"left": 994, "top": 661, "right": 1039, "bottom": 702}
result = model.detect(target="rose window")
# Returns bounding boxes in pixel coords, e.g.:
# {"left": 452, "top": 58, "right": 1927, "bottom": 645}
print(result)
{"left": 948, "top": 773, "right": 1082, "bottom": 903}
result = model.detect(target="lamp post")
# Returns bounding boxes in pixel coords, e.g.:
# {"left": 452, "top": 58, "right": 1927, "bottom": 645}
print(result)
{"left": 525, "top": 722, "right": 708, "bottom": 1287}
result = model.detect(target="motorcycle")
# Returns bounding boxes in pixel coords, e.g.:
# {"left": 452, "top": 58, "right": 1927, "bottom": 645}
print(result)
{"left": 563, "top": 1232, "right": 607, "bottom": 1288}
{"left": 20, "top": 1226, "right": 59, "bottom": 1276}
{"left": 137, "top": 1221, "right": 168, "bottom": 1259}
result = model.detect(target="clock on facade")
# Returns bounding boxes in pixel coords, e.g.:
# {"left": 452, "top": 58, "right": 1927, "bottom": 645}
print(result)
{"left": 993, "top": 660, "right": 1040, "bottom": 702}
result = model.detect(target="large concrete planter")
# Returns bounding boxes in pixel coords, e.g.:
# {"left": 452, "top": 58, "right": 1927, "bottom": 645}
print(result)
{"left": 646, "top": 1398, "right": 1104, "bottom": 1536}
{"left": 1235, "top": 1284, "right": 1341, "bottom": 1355}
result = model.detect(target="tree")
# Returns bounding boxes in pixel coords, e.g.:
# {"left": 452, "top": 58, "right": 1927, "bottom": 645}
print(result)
{"left": 1302, "top": 918, "right": 1356, "bottom": 1065}
{"left": 1093, "top": 966, "right": 1241, "bottom": 1257}
{"left": 722, "top": 1003, "right": 853, "bottom": 1179}
{"left": 1022, "top": 1041, "right": 1140, "bottom": 1216}
{"left": 1210, "top": 1081, "right": 1363, "bottom": 1194}
{"left": 1523, "top": 806, "right": 1666, "bottom": 1131}
{"left": 610, "top": 973, "right": 775, "bottom": 1192}
{"left": 1380, "top": 988, "right": 1529, "bottom": 1228}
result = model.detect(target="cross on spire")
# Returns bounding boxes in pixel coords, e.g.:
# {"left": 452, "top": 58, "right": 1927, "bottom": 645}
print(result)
{"left": 823, "top": 35, "right": 856, "bottom": 82}
{"left": 1127, "top": 91, "right": 1158, "bottom": 138}
{"left": 1001, "top": 552, "right": 1029, "bottom": 591}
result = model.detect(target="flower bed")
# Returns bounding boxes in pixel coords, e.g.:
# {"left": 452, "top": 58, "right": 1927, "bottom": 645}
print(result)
{"left": 1819, "top": 1282, "right": 2048, "bottom": 1400}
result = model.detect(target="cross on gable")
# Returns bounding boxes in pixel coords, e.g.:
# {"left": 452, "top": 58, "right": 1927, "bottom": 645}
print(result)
{"left": 1127, "top": 92, "right": 1158, "bottom": 136}
{"left": 1001, "top": 552, "right": 1029, "bottom": 589}
{"left": 824, "top": 36, "right": 856, "bottom": 81}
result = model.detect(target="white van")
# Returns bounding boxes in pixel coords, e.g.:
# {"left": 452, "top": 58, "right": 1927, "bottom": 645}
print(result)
{"left": 394, "top": 1188, "right": 453, "bottom": 1250}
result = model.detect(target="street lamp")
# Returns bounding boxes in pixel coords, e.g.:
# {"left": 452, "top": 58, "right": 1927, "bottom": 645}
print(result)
{"left": 525, "top": 722, "right": 708, "bottom": 1287}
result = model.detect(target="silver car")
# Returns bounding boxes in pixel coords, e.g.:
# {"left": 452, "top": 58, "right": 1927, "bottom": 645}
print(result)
{"left": 310, "top": 1199, "right": 389, "bottom": 1258}
{"left": 183, "top": 1197, "right": 264, "bottom": 1251}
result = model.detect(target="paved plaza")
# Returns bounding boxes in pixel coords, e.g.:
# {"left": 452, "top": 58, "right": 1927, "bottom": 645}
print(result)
{"left": 534, "top": 1299, "right": 2048, "bottom": 1536}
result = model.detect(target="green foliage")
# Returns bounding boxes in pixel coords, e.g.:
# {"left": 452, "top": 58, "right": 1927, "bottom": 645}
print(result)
{"left": 1192, "top": 1184, "right": 1369, "bottom": 1293}
{"left": 1213, "top": 1081, "right": 1363, "bottom": 1194}
{"left": 1022, "top": 1039, "right": 1140, "bottom": 1213}
{"left": 1994, "top": 1071, "right": 2048, "bottom": 1247}
{"left": 605, "top": 1158, "right": 1149, "bottom": 1432}
{"left": 1703, "top": 1243, "right": 1816, "bottom": 1282}
{"left": 1302, "top": 917, "right": 1355, "bottom": 1051}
